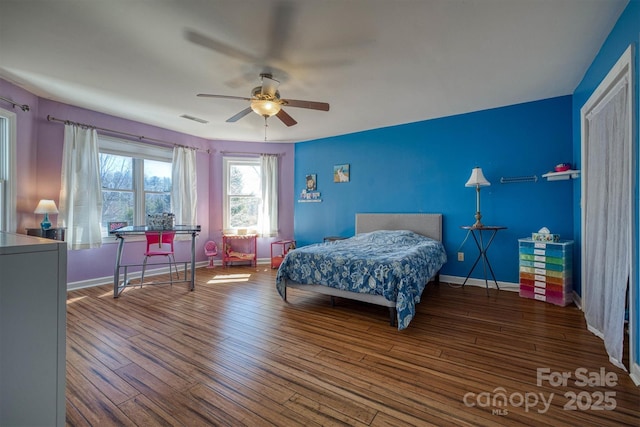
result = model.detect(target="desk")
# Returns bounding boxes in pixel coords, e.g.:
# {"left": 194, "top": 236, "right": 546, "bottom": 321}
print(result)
{"left": 110, "top": 225, "right": 201, "bottom": 298}
{"left": 461, "top": 225, "right": 506, "bottom": 295}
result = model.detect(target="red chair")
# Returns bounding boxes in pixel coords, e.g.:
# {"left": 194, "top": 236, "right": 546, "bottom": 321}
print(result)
{"left": 140, "top": 231, "right": 179, "bottom": 286}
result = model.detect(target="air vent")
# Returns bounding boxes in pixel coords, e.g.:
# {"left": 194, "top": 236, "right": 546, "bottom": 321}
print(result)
{"left": 180, "top": 114, "right": 209, "bottom": 124}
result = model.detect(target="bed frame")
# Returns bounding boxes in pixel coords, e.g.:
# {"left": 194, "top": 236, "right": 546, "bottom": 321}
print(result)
{"left": 282, "top": 213, "right": 443, "bottom": 326}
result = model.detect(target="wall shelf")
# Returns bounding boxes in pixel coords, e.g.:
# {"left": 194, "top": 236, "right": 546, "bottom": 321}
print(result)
{"left": 542, "top": 170, "right": 580, "bottom": 181}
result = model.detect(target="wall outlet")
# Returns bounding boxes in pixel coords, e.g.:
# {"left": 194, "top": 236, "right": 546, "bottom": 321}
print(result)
{"left": 457, "top": 252, "right": 464, "bottom": 262}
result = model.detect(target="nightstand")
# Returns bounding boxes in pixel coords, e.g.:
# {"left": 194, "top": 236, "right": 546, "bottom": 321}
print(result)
{"left": 460, "top": 225, "right": 506, "bottom": 295}
{"left": 323, "top": 236, "right": 347, "bottom": 242}
{"left": 271, "top": 240, "right": 296, "bottom": 269}
{"left": 25, "top": 227, "right": 66, "bottom": 241}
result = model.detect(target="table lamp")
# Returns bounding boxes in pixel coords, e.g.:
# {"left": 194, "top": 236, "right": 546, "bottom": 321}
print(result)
{"left": 465, "top": 167, "right": 490, "bottom": 228}
{"left": 34, "top": 199, "right": 58, "bottom": 230}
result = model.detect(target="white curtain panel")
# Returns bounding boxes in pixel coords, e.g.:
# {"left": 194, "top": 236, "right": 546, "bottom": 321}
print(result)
{"left": 584, "top": 78, "right": 630, "bottom": 370}
{"left": 58, "top": 124, "right": 103, "bottom": 249}
{"left": 259, "top": 154, "right": 278, "bottom": 237}
{"left": 171, "top": 146, "right": 197, "bottom": 225}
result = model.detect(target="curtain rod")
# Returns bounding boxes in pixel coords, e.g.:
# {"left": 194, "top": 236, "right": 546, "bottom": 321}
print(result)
{"left": 46, "top": 115, "right": 212, "bottom": 153}
{"left": 0, "top": 95, "right": 30, "bottom": 112}
{"left": 220, "top": 150, "right": 285, "bottom": 157}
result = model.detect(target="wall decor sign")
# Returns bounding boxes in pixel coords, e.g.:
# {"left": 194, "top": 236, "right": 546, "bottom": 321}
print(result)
{"left": 334, "top": 164, "right": 350, "bottom": 182}
{"left": 299, "top": 173, "right": 322, "bottom": 203}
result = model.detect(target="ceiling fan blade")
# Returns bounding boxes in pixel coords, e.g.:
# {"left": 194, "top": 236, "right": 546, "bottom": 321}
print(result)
{"left": 276, "top": 109, "right": 297, "bottom": 127}
{"left": 261, "top": 75, "right": 280, "bottom": 97}
{"left": 226, "top": 107, "right": 253, "bottom": 123}
{"left": 185, "top": 29, "right": 258, "bottom": 63}
{"left": 225, "top": 71, "right": 260, "bottom": 88}
{"left": 265, "top": 0, "right": 297, "bottom": 60}
{"left": 281, "top": 99, "right": 330, "bottom": 111}
{"left": 197, "top": 94, "right": 252, "bottom": 102}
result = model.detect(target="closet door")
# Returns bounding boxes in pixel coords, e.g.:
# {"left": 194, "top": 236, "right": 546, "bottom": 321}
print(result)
{"left": 580, "top": 45, "right": 634, "bottom": 371}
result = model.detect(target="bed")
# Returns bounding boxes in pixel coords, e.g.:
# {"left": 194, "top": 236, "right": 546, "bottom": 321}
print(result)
{"left": 275, "top": 213, "right": 447, "bottom": 329}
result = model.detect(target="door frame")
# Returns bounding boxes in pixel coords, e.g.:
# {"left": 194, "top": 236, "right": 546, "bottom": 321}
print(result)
{"left": 580, "top": 44, "right": 636, "bottom": 379}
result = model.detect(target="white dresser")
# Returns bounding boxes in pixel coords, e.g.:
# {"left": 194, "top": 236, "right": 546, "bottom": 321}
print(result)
{"left": 0, "top": 232, "right": 66, "bottom": 426}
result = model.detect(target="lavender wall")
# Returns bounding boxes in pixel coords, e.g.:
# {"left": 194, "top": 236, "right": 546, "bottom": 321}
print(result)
{"left": 1, "top": 78, "right": 295, "bottom": 285}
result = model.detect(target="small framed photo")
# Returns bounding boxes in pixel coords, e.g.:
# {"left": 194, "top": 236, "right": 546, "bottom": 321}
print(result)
{"left": 333, "top": 164, "right": 350, "bottom": 183}
{"left": 305, "top": 174, "right": 317, "bottom": 191}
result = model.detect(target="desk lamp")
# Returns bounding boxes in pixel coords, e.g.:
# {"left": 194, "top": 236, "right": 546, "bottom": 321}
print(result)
{"left": 34, "top": 199, "right": 58, "bottom": 230}
{"left": 465, "top": 167, "right": 490, "bottom": 228}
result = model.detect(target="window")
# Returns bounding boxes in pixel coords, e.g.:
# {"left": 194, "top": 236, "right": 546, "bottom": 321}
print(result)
{"left": 0, "top": 108, "right": 16, "bottom": 232}
{"left": 99, "top": 136, "right": 172, "bottom": 237}
{"left": 223, "top": 157, "right": 261, "bottom": 232}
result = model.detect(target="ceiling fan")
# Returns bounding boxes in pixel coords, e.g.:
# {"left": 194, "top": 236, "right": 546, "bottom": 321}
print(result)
{"left": 197, "top": 73, "right": 330, "bottom": 128}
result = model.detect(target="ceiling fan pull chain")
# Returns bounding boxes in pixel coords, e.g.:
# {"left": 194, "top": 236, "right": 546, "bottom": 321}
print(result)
{"left": 264, "top": 116, "right": 268, "bottom": 141}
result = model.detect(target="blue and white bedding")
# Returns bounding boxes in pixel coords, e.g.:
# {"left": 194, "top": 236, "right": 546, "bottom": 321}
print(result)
{"left": 275, "top": 230, "right": 447, "bottom": 329}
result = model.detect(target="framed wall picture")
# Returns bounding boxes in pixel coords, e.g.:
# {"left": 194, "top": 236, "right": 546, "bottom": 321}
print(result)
{"left": 333, "top": 164, "right": 350, "bottom": 182}
{"left": 305, "top": 174, "right": 317, "bottom": 191}
{"left": 299, "top": 173, "right": 322, "bottom": 202}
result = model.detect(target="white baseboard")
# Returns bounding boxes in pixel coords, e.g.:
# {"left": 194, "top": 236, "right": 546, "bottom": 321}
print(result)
{"left": 572, "top": 291, "right": 582, "bottom": 310}
{"left": 439, "top": 274, "right": 520, "bottom": 292}
{"left": 630, "top": 363, "right": 640, "bottom": 386}
{"left": 67, "top": 258, "right": 277, "bottom": 291}
{"left": 66, "top": 261, "right": 209, "bottom": 291}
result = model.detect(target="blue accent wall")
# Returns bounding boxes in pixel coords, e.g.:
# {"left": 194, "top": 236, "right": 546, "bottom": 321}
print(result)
{"left": 294, "top": 96, "right": 573, "bottom": 285}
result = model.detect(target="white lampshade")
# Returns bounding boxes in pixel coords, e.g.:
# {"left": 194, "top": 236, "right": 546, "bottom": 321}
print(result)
{"left": 465, "top": 167, "right": 491, "bottom": 187}
{"left": 251, "top": 99, "right": 281, "bottom": 117}
{"left": 34, "top": 199, "right": 59, "bottom": 214}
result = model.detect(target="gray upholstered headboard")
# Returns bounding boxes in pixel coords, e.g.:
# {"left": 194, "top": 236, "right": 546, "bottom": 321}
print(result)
{"left": 355, "top": 213, "right": 442, "bottom": 241}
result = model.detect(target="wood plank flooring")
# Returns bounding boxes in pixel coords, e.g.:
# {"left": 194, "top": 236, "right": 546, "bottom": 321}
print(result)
{"left": 65, "top": 266, "right": 639, "bottom": 426}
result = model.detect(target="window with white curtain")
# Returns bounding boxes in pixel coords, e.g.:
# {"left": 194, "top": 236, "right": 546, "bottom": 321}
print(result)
{"left": 0, "top": 108, "right": 16, "bottom": 233}
{"left": 98, "top": 136, "right": 172, "bottom": 237}
{"left": 223, "top": 157, "right": 261, "bottom": 233}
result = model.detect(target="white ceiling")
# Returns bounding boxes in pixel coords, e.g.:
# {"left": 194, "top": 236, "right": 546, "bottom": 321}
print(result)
{"left": 0, "top": 0, "right": 627, "bottom": 143}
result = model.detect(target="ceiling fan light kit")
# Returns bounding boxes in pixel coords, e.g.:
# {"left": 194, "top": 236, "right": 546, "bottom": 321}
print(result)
{"left": 197, "top": 73, "right": 329, "bottom": 138}
{"left": 251, "top": 98, "right": 281, "bottom": 117}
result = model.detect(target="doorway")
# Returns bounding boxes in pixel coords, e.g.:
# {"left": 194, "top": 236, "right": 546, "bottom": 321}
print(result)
{"left": 580, "top": 45, "right": 635, "bottom": 373}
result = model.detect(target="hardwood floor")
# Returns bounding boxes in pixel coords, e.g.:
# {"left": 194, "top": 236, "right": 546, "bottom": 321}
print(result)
{"left": 65, "top": 266, "right": 639, "bottom": 426}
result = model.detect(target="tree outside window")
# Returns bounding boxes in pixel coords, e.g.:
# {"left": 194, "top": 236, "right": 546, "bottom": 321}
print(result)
{"left": 224, "top": 158, "right": 261, "bottom": 231}
{"left": 99, "top": 141, "right": 172, "bottom": 237}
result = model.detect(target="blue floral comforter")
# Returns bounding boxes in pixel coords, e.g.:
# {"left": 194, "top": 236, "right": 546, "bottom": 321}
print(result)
{"left": 275, "top": 230, "right": 447, "bottom": 329}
